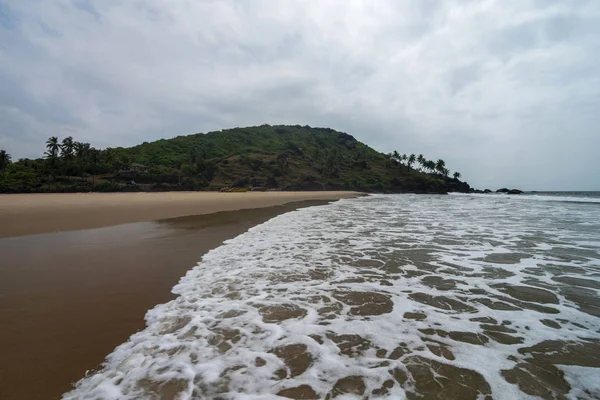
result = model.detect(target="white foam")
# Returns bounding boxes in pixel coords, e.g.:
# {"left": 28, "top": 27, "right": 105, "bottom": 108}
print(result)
{"left": 449, "top": 192, "right": 600, "bottom": 204}
{"left": 559, "top": 365, "right": 600, "bottom": 399}
{"left": 64, "top": 194, "right": 600, "bottom": 399}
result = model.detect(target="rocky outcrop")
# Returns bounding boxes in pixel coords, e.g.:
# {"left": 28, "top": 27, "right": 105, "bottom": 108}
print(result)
{"left": 484, "top": 189, "right": 492, "bottom": 193}
{"left": 496, "top": 188, "right": 523, "bottom": 194}
{"left": 446, "top": 179, "right": 471, "bottom": 193}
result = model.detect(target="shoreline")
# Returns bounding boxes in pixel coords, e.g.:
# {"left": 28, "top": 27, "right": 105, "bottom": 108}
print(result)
{"left": 0, "top": 198, "right": 354, "bottom": 400}
{"left": 0, "top": 191, "right": 361, "bottom": 239}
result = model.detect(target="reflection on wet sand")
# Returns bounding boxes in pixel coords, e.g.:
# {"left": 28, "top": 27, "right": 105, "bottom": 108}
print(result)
{"left": 0, "top": 200, "right": 330, "bottom": 400}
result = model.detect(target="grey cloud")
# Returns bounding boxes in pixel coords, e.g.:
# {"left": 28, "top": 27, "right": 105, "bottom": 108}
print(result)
{"left": 1, "top": 0, "right": 599, "bottom": 190}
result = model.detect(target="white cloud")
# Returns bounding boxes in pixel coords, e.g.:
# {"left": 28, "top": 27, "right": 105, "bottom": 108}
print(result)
{"left": 1, "top": 0, "right": 599, "bottom": 189}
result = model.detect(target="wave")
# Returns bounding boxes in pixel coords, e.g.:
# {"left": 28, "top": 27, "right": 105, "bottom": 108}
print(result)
{"left": 449, "top": 192, "right": 600, "bottom": 204}
{"left": 64, "top": 195, "right": 600, "bottom": 399}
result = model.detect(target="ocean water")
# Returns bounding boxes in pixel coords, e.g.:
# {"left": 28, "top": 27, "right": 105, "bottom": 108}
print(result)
{"left": 64, "top": 193, "right": 600, "bottom": 400}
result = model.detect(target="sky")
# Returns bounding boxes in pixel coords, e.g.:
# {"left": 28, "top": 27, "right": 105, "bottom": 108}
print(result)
{"left": 1, "top": 1, "right": 599, "bottom": 190}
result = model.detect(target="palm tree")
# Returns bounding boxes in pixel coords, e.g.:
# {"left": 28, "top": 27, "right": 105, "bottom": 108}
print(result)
{"left": 61, "top": 136, "right": 74, "bottom": 159}
{"left": 435, "top": 159, "right": 446, "bottom": 175}
{"left": 407, "top": 154, "right": 416, "bottom": 170}
{"left": 74, "top": 142, "right": 90, "bottom": 159}
{"left": 424, "top": 160, "right": 435, "bottom": 174}
{"left": 45, "top": 136, "right": 60, "bottom": 159}
{"left": 74, "top": 142, "right": 90, "bottom": 180}
{"left": 442, "top": 168, "right": 450, "bottom": 177}
{"left": 0, "top": 149, "right": 11, "bottom": 171}
{"left": 417, "top": 154, "right": 425, "bottom": 171}
{"left": 453, "top": 172, "right": 461, "bottom": 180}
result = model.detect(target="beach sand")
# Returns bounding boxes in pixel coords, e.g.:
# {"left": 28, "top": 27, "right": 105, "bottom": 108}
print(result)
{"left": 0, "top": 192, "right": 359, "bottom": 400}
{"left": 0, "top": 191, "right": 360, "bottom": 238}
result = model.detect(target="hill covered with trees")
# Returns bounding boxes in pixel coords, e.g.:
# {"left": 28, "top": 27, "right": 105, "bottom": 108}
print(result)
{"left": 0, "top": 125, "right": 470, "bottom": 194}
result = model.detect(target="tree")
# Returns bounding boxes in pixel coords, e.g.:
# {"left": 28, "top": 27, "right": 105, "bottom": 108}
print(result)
{"left": 74, "top": 142, "right": 90, "bottom": 160}
{"left": 425, "top": 160, "right": 436, "bottom": 174}
{"left": 45, "top": 136, "right": 60, "bottom": 159}
{"left": 407, "top": 154, "right": 416, "bottom": 170}
{"left": 417, "top": 154, "right": 425, "bottom": 171}
{"left": 453, "top": 172, "right": 461, "bottom": 180}
{"left": 89, "top": 148, "right": 100, "bottom": 185}
{"left": 0, "top": 149, "right": 11, "bottom": 171}
{"left": 277, "top": 152, "right": 290, "bottom": 170}
{"left": 74, "top": 142, "right": 90, "bottom": 180}
{"left": 61, "top": 136, "right": 74, "bottom": 159}
{"left": 435, "top": 159, "right": 446, "bottom": 175}
{"left": 120, "top": 155, "right": 131, "bottom": 173}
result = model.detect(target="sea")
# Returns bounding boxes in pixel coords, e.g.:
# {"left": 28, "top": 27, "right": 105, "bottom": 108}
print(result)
{"left": 64, "top": 192, "right": 600, "bottom": 400}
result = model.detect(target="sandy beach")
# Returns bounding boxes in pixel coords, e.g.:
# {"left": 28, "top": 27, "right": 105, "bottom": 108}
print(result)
{"left": 0, "top": 192, "right": 359, "bottom": 400}
{"left": 0, "top": 191, "right": 360, "bottom": 238}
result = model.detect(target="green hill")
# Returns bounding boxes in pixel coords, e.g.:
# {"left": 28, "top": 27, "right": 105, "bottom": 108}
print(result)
{"left": 0, "top": 124, "right": 470, "bottom": 193}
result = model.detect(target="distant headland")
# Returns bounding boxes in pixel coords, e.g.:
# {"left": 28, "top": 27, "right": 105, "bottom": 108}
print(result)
{"left": 0, "top": 124, "right": 472, "bottom": 194}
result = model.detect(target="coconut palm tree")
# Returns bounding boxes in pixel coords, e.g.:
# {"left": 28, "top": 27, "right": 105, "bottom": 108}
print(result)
{"left": 74, "top": 142, "right": 90, "bottom": 160}
{"left": 442, "top": 168, "right": 450, "bottom": 177}
{"left": 407, "top": 154, "right": 416, "bottom": 170}
{"left": 0, "top": 149, "right": 11, "bottom": 171}
{"left": 45, "top": 136, "right": 60, "bottom": 159}
{"left": 425, "top": 160, "right": 435, "bottom": 174}
{"left": 74, "top": 142, "right": 90, "bottom": 179}
{"left": 417, "top": 154, "right": 425, "bottom": 171}
{"left": 435, "top": 159, "right": 446, "bottom": 175}
{"left": 453, "top": 172, "right": 461, "bottom": 180}
{"left": 61, "top": 136, "right": 74, "bottom": 159}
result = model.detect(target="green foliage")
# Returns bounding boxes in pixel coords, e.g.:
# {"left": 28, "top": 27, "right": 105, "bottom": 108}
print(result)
{"left": 0, "top": 124, "right": 470, "bottom": 194}
{"left": 0, "top": 149, "right": 11, "bottom": 171}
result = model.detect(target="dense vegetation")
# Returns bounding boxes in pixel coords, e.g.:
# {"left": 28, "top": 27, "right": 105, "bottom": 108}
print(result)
{"left": 0, "top": 125, "right": 470, "bottom": 193}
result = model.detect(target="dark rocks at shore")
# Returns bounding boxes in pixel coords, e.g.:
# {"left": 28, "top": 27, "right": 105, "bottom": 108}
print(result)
{"left": 446, "top": 179, "right": 471, "bottom": 194}
{"left": 496, "top": 188, "right": 523, "bottom": 194}
{"left": 468, "top": 188, "right": 522, "bottom": 194}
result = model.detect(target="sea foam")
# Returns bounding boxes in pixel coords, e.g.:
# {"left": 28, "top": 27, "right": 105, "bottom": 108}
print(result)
{"left": 64, "top": 194, "right": 600, "bottom": 399}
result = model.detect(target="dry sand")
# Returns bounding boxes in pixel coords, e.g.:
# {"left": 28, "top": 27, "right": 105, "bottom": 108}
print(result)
{"left": 0, "top": 191, "right": 360, "bottom": 239}
{"left": 0, "top": 192, "right": 360, "bottom": 399}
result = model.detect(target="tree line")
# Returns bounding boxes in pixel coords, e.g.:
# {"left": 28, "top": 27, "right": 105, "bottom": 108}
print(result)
{"left": 0, "top": 136, "right": 140, "bottom": 192}
{"left": 387, "top": 151, "right": 461, "bottom": 180}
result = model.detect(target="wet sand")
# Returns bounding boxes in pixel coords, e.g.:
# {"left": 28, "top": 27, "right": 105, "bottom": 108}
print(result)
{"left": 0, "top": 200, "right": 344, "bottom": 400}
{"left": 0, "top": 191, "right": 360, "bottom": 238}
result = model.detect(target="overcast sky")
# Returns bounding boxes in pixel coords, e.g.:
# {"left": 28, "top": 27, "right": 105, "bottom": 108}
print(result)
{"left": 1, "top": 1, "right": 599, "bottom": 190}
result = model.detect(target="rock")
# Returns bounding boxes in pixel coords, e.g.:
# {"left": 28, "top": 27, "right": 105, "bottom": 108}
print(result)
{"left": 507, "top": 189, "right": 523, "bottom": 194}
{"left": 496, "top": 188, "right": 509, "bottom": 193}
{"left": 484, "top": 189, "right": 492, "bottom": 193}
